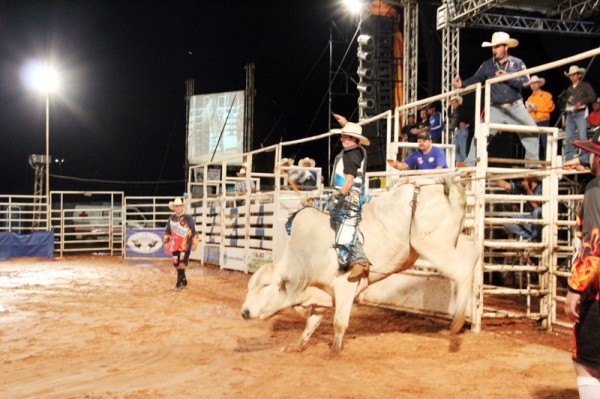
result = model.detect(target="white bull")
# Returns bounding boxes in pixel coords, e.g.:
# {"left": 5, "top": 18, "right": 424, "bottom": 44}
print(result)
{"left": 241, "top": 177, "right": 479, "bottom": 353}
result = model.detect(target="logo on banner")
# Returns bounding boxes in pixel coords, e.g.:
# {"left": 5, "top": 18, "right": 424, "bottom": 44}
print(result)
{"left": 127, "top": 232, "right": 163, "bottom": 254}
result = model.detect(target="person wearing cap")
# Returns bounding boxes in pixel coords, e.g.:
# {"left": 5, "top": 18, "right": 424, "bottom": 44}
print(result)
{"left": 423, "top": 104, "right": 444, "bottom": 144}
{"left": 387, "top": 131, "right": 448, "bottom": 170}
{"left": 564, "top": 130, "right": 600, "bottom": 397}
{"left": 164, "top": 197, "right": 199, "bottom": 291}
{"left": 448, "top": 95, "right": 472, "bottom": 163}
{"left": 588, "top": 98, "right": 600, "bottom": 126}
{"left": 526, "top": 75, "right": 555, "bottom": 158}
{"left": 453, "top": 31, "right": 539, "bottom": 166}
{"left": 329, "top": 114, "right": 370, "bottom": 278}
{"left": 563, "top": 65, "right": 597, "bottom": 160}
{"left": 235, "top": 167, "right": 256, "bottom": 195}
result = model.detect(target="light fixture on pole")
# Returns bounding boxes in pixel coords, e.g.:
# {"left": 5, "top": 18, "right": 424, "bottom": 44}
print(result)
{"left": 22, "top": 60, "right": 58, "bottom": 227}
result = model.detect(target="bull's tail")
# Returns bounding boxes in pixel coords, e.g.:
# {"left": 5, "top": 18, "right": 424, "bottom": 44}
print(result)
{"left": 444, "top": 176, "right": 467, "bottom": 237}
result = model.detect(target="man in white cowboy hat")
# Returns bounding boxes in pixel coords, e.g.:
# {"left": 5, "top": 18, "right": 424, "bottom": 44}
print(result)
{"left": 164, "top": 197, "right": 199, "bottom": 291}
{"left": 329, "top": 114, "right": 370, "bottom": 278}
{"left": 589, "top": 98, "right": 600, "bottom": 126}
{"left": 565, "top": 129, "right": 600, "bottom": 398}
{"left": 235, "top": 167, "right": 256, "bottom": 195}
{"left": 563, "top": 65, "right": 597, "bottom": 160}
{"left": 526, "top": 75, "right": 555, "bottom": 158}
{"left": 448, "top": 95, "right": 472, "bottom": 163}
{"left": 290, "top": 157, "right": 318, "bottom": 188}
{"left": 453, "top": 31, "right": 539, "bottom": 167}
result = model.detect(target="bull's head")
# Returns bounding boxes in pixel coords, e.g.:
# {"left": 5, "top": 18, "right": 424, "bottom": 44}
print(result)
{"left": 241, "top": 263, "right": 288, "bottom": 320}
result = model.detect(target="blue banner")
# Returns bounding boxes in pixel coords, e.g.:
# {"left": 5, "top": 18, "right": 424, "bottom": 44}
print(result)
{"left": 0, "top": 231, "right": 54, "bottom": 260}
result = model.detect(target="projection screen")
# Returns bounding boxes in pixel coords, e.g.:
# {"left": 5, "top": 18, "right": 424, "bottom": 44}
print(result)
{"left": 187, "top": 90, "right": 245, "bottom": 165}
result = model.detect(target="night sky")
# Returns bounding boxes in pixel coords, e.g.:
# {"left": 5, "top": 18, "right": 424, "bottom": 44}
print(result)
{"left": 0, "top": 1, "right": 598, "bottom": 196}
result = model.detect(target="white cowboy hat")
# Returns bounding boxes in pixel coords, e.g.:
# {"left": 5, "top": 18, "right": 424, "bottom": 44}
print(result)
{"left": 564, "top": 65, "right": 586, "bottom": 77}
{"left": 450, "top": 95, "right": 463, "bottom": 105}
{"left": 481, "top": 31, "right": 519, "bottom": 48}
{"left": 529, "top": 75, "right": 545, "bottom": 86}
{"left": 279, "top": 158, "right": 295, "bottom": 167}
{"left": 330, "top": 122, "right": 371, "bottom": 146}
{"left": 168, "top": 197, "right": 184, "bottom": 210}
{"left": 236, "top": 167, "right": 247, "bottom": 177}
{"left": 298, "top": 157, "right": 316, "bottom": 168}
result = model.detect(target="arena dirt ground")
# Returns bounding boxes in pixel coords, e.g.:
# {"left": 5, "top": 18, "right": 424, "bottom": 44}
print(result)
{"left": 0, "top": 256, "right": 579, "bottom": 399}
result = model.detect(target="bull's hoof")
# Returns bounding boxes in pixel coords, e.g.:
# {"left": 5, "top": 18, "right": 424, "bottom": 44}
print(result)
{"left": 281, "top": 342, "right": 304, "bottom": 353}
{"left": 450, "top": 314, "right": 466, "bottom": 334}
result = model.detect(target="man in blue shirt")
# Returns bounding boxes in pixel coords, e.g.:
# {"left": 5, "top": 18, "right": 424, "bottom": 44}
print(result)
{"left": 424, "top": 104, "right": 444, "bottom": 143}
{"left": 453, "top": 31, "right": 538, "bottom": 167}
{"left": 387, "top": 131, "right": 448, "bottom": 170}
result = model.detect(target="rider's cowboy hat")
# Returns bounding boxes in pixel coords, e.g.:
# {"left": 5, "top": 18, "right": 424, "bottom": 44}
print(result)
{"left": 331, "top": 122, "right": 371, "bottom": 146}
{"left": 481, "top": 31, "right": 519, "bottom": 48}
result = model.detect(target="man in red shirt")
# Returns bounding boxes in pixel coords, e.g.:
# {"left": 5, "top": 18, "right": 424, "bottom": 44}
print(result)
{"left": 589, "top": 98, "right": 600, "bottom": 126}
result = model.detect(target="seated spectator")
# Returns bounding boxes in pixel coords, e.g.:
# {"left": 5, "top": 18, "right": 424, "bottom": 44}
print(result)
{"left": 496, "top": 177, "right": 542, "bottom": 242}
{"left": 387, "top": 131, "right": 448, "bottom": 170}
{"left": 402, "top": 114, "right": 418, "bottom": 156}
{"left": 235, "top": 167, "right": 256, "bottom": 195}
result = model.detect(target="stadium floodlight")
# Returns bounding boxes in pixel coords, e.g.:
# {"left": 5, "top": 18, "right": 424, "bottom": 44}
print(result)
{"left": 356, "top": 82, "right": 373, "bottom": 95}
{"left": 344, "top": 0, "right": 366, "bottom": 14}
{"left": 357, "top": 67, "right": 373, "bottom": 79}
{"left": 358, "top": 96, "right": 375, "bottom": 110}
{"left": 21, "top": 60, "right": 59, "bottom": 223}
{"left": 357, "top": 50, "right": 373, "bottom": 63}
{"left": 357, "top": 34, "right": 373, "bottom": 46}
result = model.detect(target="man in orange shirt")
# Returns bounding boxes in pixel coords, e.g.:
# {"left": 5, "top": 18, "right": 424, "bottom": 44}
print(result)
{"left": 526, "top": 75, "right": 555, "bottom": 159}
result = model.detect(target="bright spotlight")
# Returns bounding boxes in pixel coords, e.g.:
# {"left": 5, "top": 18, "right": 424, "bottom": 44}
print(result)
{"left": 22, "top": 60, "right": 58, "bottom": 93}
{"left": 344, "top": 0, "right": 365, "bottom": 14}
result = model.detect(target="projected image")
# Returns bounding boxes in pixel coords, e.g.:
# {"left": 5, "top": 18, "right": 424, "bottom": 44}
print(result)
{"left": 188, "top": 90, "right": 244, "bottom": 165}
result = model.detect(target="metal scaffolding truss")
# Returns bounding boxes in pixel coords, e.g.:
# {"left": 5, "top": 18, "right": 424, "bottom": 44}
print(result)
{"left": 467, "top": 12, "right": 600, "bottom": 35}
{"left": 549, "top": 0, "right": 600, "bottom": 20}
{"left": 441, "top": 25, "right": 459, "bottom": 137}
{"left": 402, "top": 1, "right": 419, "bottom": 108}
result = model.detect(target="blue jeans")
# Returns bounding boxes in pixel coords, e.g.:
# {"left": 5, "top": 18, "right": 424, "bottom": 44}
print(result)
{"left": 452, "top": 127, "right": 469, "bottom": 163}
{"left": 536, "top": 120, "right": 550, "bottom": 160}
{"left": 505, "top": 207, "right": 542, "bottom": 241}
{"left": 465, "top": 102, "right": 539, "bottom": 166}
{"left": 565, "top": 110, "right": 588, "bottom": 161}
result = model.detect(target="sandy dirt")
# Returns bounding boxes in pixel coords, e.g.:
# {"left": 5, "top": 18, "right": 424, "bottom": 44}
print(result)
{"left": 0, "top": 256, "right": 578, "bottom": 399}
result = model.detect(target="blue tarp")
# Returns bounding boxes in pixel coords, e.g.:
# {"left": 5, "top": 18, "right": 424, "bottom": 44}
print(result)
{"left": 0, "top": 231, "right": 54, "bottom": 260}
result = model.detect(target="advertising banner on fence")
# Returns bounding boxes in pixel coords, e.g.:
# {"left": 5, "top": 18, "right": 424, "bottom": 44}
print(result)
{"left": 125, "top": 228, "right": 170, "bottom": 259}
{"left": 248, "top": 249, "right": 272, "bottom": 273}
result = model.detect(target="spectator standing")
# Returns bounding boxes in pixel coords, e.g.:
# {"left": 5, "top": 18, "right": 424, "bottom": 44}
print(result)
{"left": 564, "top": 130, "right": 600, "bottom": 398}
{"left": 453, "top": 31, "right": 539, "bottom": 166}
{"left": 164, "top": 197, "right": 199, "bottom": 291}
{"left": 401, "top": 114, "right": 417, "bottom": 156}
{"left": 563, "top": 65, "right": 597, "bottom": 160}
{"left": 588, "top": 98, "right": 600, "bottom": 126}
{"left": 387, "top": 131, "right": 448, "bottom": 170}
{"left": 526, "top": 75, "right": 555, "bottom": 158}
{"left": 448, "top": 95, "right": 472, "bottom": 163}
{"left": 292, "top": 157, "right": 317, "bottom": 188}
{"left": 235, "top": 167, "right": 256, "bottom": 195}
{"left": 424, "top": 104, "right": 444, "bottom": 144}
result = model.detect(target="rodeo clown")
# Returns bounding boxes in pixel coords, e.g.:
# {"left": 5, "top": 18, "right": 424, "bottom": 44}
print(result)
{"left": 329, "top": 120, "right": 370, "bottom": 279}
{"left": 164, "top": 197, "right": 199, "bottom": 291}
